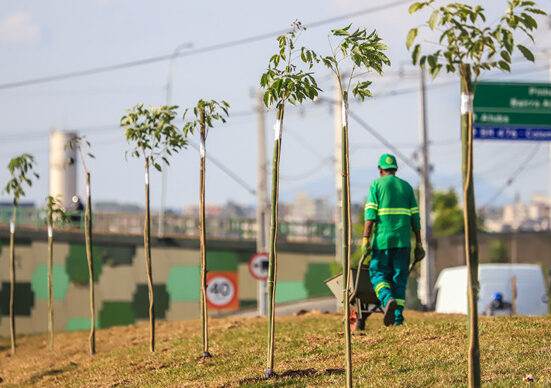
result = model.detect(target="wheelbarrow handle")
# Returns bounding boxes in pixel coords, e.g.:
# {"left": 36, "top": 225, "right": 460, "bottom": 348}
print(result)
{"left": 408, "top": 257, "right": 422, "bottom": 275}
{"left": 350, "top": 252, "right": 369, "bottom": 301}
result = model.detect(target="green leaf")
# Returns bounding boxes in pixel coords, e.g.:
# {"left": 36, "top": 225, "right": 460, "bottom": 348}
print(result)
{"left": 412, "top": 44, "right": 421, "bottom": 65}
{"left": 409, "top": 2, "right": 424, "bottom": 14}
{"left": 502, "top": 30, "right": 514, "bottom": 53}
{"left": 525, "top": 7, "right": 547, "bottom": 15}
{"left": 520, "top": 13, "right": 538, "bottom": 30}
{"left": 406, "top": 28, "right": 418, "bottom": 50}
{"left": 429, "top": 10, "right": 439, "bottom": 29}
{"left": 498, "top": 60, "right": 511, "bottom": 71}
{"left": 517, "top": 44, "right": 535, "bottom": 62}
{"left": 500, "top": 50, "right": 511, "bottom": 62}
{"left": 332, "top": 24, "right": 352, "bottom": 36}
{"left": 430, "top": 64, "right": 442, "bottom": 79}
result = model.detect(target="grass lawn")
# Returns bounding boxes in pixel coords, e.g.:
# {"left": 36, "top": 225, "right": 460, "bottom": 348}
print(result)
{"left": 0, "top": 311, "right": 549, "bottom": 387}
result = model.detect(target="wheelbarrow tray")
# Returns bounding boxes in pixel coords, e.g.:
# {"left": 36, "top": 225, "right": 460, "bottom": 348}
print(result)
{"left": 324, "top": 265, "right": 380, "bottom": 306}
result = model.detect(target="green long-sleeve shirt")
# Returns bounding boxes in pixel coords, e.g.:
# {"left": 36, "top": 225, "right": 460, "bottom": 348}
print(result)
{"left": 364, "top": 175, "right": 421, "bottom": 250}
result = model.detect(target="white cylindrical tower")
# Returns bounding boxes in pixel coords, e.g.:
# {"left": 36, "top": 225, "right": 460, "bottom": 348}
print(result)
{"left": 49, "top": 130, "right": 77, "bottom": 209}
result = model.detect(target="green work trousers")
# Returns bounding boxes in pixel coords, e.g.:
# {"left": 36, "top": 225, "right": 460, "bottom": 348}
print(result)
{"left": 369, "top": 247, "right": 410, "bottom": 324}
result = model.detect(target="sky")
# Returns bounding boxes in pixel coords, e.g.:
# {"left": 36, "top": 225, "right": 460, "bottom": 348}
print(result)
{"left": 0, "top": 0, "right": 550, "bottom": 211}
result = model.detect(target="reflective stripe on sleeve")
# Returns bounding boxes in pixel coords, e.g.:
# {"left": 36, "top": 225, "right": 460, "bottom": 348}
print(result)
{"left": 396, "top": 299, "right": 405, "bottom": 306}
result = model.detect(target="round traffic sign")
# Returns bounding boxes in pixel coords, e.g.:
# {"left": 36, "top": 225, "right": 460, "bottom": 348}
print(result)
{"left": 206, "top": 275, "right": 236, "bottom": 307}
{"left": 249, "top": 252, "right": 269, "bottom": 280}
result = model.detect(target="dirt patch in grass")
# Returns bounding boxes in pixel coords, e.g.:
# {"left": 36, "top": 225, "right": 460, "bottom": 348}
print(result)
{"left": 0, "top": 311, "right": 549, "bottom": 387}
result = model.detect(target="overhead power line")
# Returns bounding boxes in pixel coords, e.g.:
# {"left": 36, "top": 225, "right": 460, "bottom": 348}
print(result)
{"left": 347, "top": 111, "right": 420, "bottom": 173}
{"left": 0, "top": 0, "right": 410, "bottom": 91}
{"left": 187, "top": 139, "right": 256, "bottom": 196}
{"left": 316, "top": 96, "right": 421, "bottom": 174}
{"left": 480, "top": 144, "right": 542, "bottom": 209}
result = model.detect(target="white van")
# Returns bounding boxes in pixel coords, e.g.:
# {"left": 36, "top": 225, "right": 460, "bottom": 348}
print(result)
{"left": 434, "top": 264, "right": 549, "bottom": 316}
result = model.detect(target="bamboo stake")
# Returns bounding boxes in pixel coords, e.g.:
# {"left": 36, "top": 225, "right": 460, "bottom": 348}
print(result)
{"left": 460, "top": 64, "right": 481, "bottom": 388}
{"left": 199, "top": 108, "right": 211, "bottom": 358}
{"left": 511, "top": 276, "right": 517, "bottom": 315}
{"left": 9, "top": 205, "right": 17, "bottom": 355}
{"left": 266, "top": 102, "right": 285, "bottom": 377}
{"left": 85, "top": 172, "right": 96, "bottom": 355}
{"left": 144, "top": 158, "right": 155, "bottom": 353}
{"left": 47, "top": 221, "right": 54, "bottom": 351}
{"left": 341, "top": 92, "right": 353, "bottom": 387}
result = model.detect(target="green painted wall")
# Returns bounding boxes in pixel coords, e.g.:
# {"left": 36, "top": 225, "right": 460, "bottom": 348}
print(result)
{"left": 31, "top": 264, "right": 70, "bottom": 300}
{"left": 166, "top": 266, "right": 200, "bottom": 301}
{"left": 66, "top": 318, "right": 99, "bottom": 332}
{"left": 0, "top": 229, "right": 335, "bottom": 335}
{"left": 65, "top": 244, "right": 103, "bottom": 285}
{"left": 132, "top": 284, "right": 169, "bottom": 319}
{"left": 275, "top": 281, "right": 309, "bottom": 303}
{"left": 99, "top": 302, "right": 136, "bottom": 329}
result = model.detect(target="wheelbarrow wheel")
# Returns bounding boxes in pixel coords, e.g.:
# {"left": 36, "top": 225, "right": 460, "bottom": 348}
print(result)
{"left": 350, "top": 308, "right": 357, "bottom": 331}
{"left": 355, "top": 316, "right": 366, "bottom": 331}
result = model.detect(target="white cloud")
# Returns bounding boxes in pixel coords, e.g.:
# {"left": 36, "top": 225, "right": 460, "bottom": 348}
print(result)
{"left": 0, "top": 11, "right": 40, "bottom": 45}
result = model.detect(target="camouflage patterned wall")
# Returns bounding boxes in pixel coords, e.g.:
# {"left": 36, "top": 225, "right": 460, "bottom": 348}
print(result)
{"left": 0, "top": 228, "right": 335, "bottom": 336}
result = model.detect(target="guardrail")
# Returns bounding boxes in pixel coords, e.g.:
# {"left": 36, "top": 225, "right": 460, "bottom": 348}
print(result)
{"left": 0, "top": 208, "right": 336, "bottom": 243}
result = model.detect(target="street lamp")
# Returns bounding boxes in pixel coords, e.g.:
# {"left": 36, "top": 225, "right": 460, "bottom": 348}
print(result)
{"left": 159, "top": 42, "right": 193, "bottom": 237}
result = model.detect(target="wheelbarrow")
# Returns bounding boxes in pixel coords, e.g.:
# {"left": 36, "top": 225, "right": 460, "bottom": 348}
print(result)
{"left": 324, "top": 252, "right": 423, "bottom": 330}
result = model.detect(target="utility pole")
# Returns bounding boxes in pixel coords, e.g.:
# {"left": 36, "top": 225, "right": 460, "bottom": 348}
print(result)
{"left": 548, "top": 52, "right": 551, "bottom": 223}
{"left": 334, "top": 75, "right": 343, "bottom": 266}
{"left": 417, "top": 68, "right": 434, "bottom": 308}
{"left": 256, "top": 90, "right": 269, "bottom": 316}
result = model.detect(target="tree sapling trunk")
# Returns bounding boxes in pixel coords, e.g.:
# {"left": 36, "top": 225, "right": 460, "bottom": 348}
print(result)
{"left": 85, "top": 172, "right": 96, "bottom": 355}
{"left": 199, "top": 109, "right": 211, "bottom": 358}
{"left": 340, "top": 91, "right": 353, "bottom": 387}
{"left": 9, "top": 206, "right": 17, "bottom": 355}
{"left": 47, "top": 219, "right": 54, "bottom": 351}
{"left": 144, "top": 157, "right": 155, "bottom": 352}
{"left": 460, "top": 63, "right": 480, "bottom": 387}
{"left": 266, "top": 102, "right": 285, "bottom": 376}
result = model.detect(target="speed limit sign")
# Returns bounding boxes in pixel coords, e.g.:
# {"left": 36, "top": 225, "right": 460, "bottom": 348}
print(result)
{"left": 206, "top": 272, "right": 238, "bottom": 310}
{"left": 249, "top": 252, "right": 269, "bottom": 280}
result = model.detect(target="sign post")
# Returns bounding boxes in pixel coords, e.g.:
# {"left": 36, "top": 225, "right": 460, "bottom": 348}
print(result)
{"left": 249, "top": 252, "right": 269, "bottom": 316}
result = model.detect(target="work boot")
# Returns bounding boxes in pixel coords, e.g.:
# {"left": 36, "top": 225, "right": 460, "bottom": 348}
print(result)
{"left": 383, "top": 299, "right": 397, "bottom": 326}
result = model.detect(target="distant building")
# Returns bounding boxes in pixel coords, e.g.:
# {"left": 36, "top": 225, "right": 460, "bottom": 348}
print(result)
{"left": 49, "top": 130, "right": 77, "bottom": 209}
{"left": 483, "top": 194, "right": 550, "bottom": 232}
{"left": 95, "top": 201, "right": 142, "bottom": 213}
{"left": 182, "top": 201, "right": 255, "bottom": 219}
{"left": 287, "top": 192, "right": 332, "bottom": 222}
{"left": 183, "top": 204, "right": 221, "bottom": 217}
{"left": 220, "top": 201, "right": 255, "bottom": 218}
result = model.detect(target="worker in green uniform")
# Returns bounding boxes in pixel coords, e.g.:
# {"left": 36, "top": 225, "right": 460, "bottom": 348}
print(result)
{"left": 362, "top": 154, "right": 425, "bottom": 326}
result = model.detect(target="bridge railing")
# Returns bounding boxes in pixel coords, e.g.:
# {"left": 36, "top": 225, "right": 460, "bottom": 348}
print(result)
{"left": 0, "top": 208, "right": 336, "bottom": 243}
